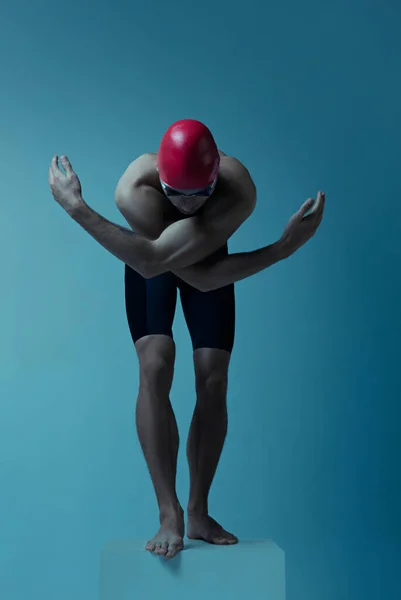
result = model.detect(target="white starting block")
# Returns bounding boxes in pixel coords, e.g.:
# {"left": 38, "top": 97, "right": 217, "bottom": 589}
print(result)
{"left": 99, "top": 538, "right": 286, "bottom": 599}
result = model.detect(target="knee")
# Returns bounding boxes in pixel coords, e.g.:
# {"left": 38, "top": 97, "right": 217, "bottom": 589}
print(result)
{"left": 196, "top": 367, "right": 228, "bottom": 403}
{"left": 140, "top": 354, "right": 174, "bottom": 387}
{"left": 137, "top": 341, "right": 175, "bottom": 390}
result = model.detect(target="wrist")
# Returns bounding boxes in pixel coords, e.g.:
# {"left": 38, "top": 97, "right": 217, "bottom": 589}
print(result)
{"left": 67, "top": 197, "right": 88, "bottom": 220}
{"left": 271, "top": 240, "right": 287, "bottom": 262}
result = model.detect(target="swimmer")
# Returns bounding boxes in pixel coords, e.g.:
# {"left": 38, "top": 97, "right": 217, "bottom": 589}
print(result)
{"left": 49, "top": 119, "right": 325, "bottom": 559}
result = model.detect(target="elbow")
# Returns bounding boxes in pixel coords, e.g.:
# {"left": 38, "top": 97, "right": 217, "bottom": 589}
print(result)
{"left": 129, "top": 265, "right": 155, "bottom": 279}
{"left": 174, "top": 267, "right": 216, "bottom": 292}
{"left": 198, "top": 275, "right": 220, "bottom": 292}
{"left": 138, "top": 262, "right": 157, "bottom": 279}
{"left": 195, "top": 270, "right": 218, "bottom": 292}
{"left": 197, "top": 282, "right": 213, "bottom": 292}
{"left": 125, "top": 256, "right": 157, "bottom": 279}
{"left": 138, "top": 257, "right": 165, "bottom": 279}
{"left": 127, "top": 242, "right": 164, "bottom": 279}
{"left": 192, "top": 283, "right": 208, "bottom": 292}
{"left": 173, "top": 268, "right": 210, "bottom": 292}
{"left": 189, "top": 278, "right": 214, "bottom": 292}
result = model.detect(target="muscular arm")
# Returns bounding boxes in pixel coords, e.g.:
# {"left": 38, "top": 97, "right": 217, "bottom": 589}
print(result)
{"left": 52, "top": 154, "right": 323, "bottom": 289}
{"left": 114, "top": 185, "right": 283, "bottom": 292}
{"left": 174, "top": 243, "right": 284, "bottom": 291}
{"left": 71, "top": 189, "right": 322, "bottom": 291}
{"left": 111, "top": 158, "right": 256, "bottom": 277}
{"left": 68, "top": 182, "right": 254, "bottom": 280}
{"left": 116, "top": 183, "right": 282, "bottom": 292}
{"left": 68, "top": 198, "right": 281, "bottom": 292}
{"left": 175, "top": 193, "right": 326, "bottom": 291}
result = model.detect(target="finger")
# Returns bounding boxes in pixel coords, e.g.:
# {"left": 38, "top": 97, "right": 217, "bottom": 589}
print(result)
{"left": 317, "top": 192, "right": 325, "bottom": 223}
{"left": 313, "top": 191, "right": 325, "bottom": 225}
{"left": 296, "top": 198, "right": 314, "bottom": 220}
{"left": 319, "top": 191, "right": 326, "bottom": 214}
{"left": 49, "top": 155, "right": 61, "bottom": 176}
{"left": 305, "top": 193, "right": 326, "bottom": 228}
{"left": 311, "top": 191, "right": 326, "bottom": 216}
{"left": 60, "top": 155, "right": 73, "bottom": 174}
{"left": 309, "top": 191, "right": 322, "bottom": 215}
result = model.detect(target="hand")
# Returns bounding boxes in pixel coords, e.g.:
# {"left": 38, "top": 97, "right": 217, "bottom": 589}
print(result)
{"left": 48, "top": 155, "right": 85, "bottom": 215}
{"left": 278, "top": 191, "right": 326, "bottom": 259}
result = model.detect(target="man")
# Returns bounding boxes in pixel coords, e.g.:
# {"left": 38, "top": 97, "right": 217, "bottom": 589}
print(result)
{"left": 49, "top": 119, "right": 325, "bottom": 559}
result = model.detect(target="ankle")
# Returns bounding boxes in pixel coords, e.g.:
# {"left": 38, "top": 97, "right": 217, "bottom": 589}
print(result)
{"left": 187, "top": 502, "right": 208, "bottom": 517}
{"left": 159, "top": 501, "right": 183, "bottom": 523}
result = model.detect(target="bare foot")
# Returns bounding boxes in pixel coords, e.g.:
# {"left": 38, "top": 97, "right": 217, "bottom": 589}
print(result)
{"left": 145, "top": 507, "right": 185, "bottom": 559}
{"left": 187, "top": 514, "right": 238, "bottom": 545}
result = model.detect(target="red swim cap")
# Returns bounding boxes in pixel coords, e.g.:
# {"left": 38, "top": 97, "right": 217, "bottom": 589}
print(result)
{"left": 157, "top": 119, "right": 220, "bottom": 191}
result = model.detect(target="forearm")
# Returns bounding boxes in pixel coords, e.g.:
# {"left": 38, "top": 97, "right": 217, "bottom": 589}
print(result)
{"left": 69, "top": 202, "right": 155, "bottom": 276}
{"left": 175, "top": 242, "right": 284, "bottom": 291}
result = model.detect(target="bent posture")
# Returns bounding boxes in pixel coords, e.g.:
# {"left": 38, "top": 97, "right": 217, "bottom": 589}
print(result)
{"left": 49, "top": 119, "right": 325, "bottom": 559}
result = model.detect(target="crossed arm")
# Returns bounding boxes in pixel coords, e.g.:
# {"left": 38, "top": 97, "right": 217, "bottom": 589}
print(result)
{"left": 49, "top": 155, "right": 324, "bottom": 292}
{"left": 114, "top": 181, "right": 282, "bottom": 291}
{"left": 70, "top": 201, "right": 282, "bottom": 291}
{"left": 69, "top": 203, "right": 228, "bottom": 278}
{"left": 68, "top": 175, "right": 257, "bottom": 285}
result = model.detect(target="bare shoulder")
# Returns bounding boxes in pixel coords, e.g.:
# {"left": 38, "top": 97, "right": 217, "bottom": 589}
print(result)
{"left": 115, "top": 153, "right": 166, "bottom": 239}
{"left": 220, "top": 155, "right": 256, "bottom": 196}
{"left": 115, "top": 153, "right": 159, "bottom": 195}
{"left": 202, "top": 155, "right": 256, "bottom": 226}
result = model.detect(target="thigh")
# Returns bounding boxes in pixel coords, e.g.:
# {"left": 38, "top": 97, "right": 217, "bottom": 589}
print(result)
{"left": 124, "top": 264, "right": 178, "bottom": 344}
{"left": 179, "top": 246, "right": 235, "bottom": 353}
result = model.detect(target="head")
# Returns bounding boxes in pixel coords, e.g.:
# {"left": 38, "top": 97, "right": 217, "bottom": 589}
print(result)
{"left": 157, "top": 119, "right": 220, "bottom": 214}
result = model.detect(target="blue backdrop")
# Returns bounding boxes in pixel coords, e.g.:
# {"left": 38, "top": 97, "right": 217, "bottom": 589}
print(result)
{"left": 1, "top": 1, "right": 400, "bottom": 598}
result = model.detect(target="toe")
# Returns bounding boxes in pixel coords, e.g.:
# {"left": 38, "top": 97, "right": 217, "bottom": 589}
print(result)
{"left": 146, "top": 541, "right": 156, "bottom": 552}
{"left": 159, "top": 542, "right": 169, "bottom": 556}
{"left": 166, "top": 542, "right": 182, "bottom": 559}
{"left": 226, "top": 536, "right": 238, "bottom": 544}
{"left": 213, "top": 536, "right": 228, "bottom": 545}
{"left": 154, "top": 543, "right": 162, "bottom": 555}
{"left": 214, "top": 531, "right": 238, "bottom": 545}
